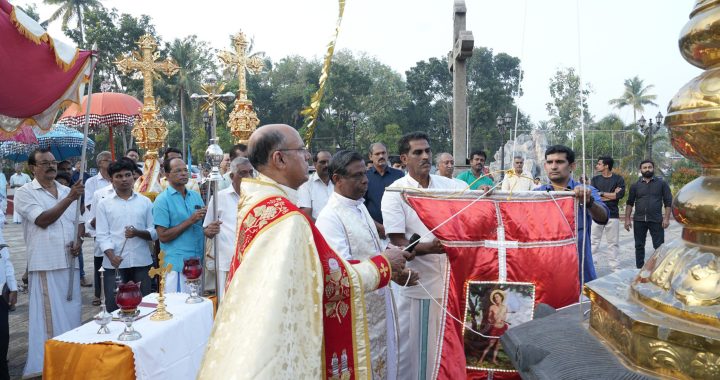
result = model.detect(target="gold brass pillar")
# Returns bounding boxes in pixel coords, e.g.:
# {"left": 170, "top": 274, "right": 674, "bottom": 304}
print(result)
{"left": 586, "top": 2, "right": 720, "bottom": 379}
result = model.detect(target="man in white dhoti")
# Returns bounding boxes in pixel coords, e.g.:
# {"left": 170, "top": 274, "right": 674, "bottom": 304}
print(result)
{"left": 382, "top": 132, "right": 466, "bottom": 380}
{"left": 202, "top": 156, "right": 254, "bottom": 299}
{"left": 316, "top": 150, "right": 400, "bottom": 380}
{"left": 15, "top": 148, "right": 84, "bottom": 377}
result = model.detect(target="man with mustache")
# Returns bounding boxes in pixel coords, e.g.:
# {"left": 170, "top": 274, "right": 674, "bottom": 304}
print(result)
{"left": 365, "top": 143, "right": 404, "bottom": 240}
{"left": 624, "top": 159, "right": 672, "bottom": 268}
{"left": 298, "top": 150, "right": 333, "bottom": 221}
{"left": 535, "top": 145, "right": 609, "bottom": 282}
{"left": 381, "top": 132, "right": 465, "bottom": 379}
{"left": 15, "top": 148, "right": 85, "bottom": 377}
{"left": 457, "top": 149, "right": 494, "bottom": 190}
{"left": 84, "top": 151, "right": 113, "bottom": 301}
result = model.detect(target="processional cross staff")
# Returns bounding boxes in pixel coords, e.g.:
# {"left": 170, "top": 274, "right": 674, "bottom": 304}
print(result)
{"left": 219, "top": 31, "right": 264, "bottom": 144}
{"left": 191, "top": 77, "right": 234, "bottom": 299}
{"left": 115, "top": 34, "right": 179, "bottom": 193}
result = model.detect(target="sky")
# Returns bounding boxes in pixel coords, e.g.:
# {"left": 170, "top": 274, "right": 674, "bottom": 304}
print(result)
{"left": 15, "top": 0, "right": 702, "bottom": 126}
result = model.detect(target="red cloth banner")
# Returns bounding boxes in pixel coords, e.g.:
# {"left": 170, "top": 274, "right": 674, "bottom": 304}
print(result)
{"left": 401, "top": 190, "right": 579, "bottom": 380}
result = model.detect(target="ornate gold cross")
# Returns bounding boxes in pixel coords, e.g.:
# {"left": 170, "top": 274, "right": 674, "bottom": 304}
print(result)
{"left": 115, "top": 34, "right": 180, "bottom": 108}
{"left": 219, "top": 31, "right": 264, "bottom": 101}
{"left": 149, "top": 250, "right": 173, "bottom": 321}
{"left": 220, "top": 31, "right": 264, "bottom": 144}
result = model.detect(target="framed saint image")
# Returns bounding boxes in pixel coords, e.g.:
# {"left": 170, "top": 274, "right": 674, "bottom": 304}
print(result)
{"left": 462, "top": 281, "right": 536, "bottom": 372}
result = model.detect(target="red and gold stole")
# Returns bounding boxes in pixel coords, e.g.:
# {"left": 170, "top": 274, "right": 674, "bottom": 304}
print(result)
{"left": 227, "top": 195, "right": 391, "bottom": 380}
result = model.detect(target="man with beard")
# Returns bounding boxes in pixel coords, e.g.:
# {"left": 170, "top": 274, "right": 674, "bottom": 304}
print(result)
{"left": 199, "top": 124, "right": 414, "bottom": 379}
{"left": 153, "top": 157, "right": 206, "bottom": 292}
{"left": 381, "top": 132, "right": 466, "bottom": 379}
{"left": 316, "top": 151, "right": 413, "bottom": 379}
{"left": 15, "top": 148, "right": 84, "bottom": 377}
{"left": 457, "top": 149, "right": 494, "bottom": 190}
{"left": 535, "top": 145, "right": 609, "bottom": 282}
{"left": 624, "top": 160, "right": 672, "bottom": 268}
{"left": 590, "top": 156, "right": 626, "bottom": 270}
{"left": 365, "top": 143, "right": 404, "bottom": 240}
{"left": 298, "top": 150, "right": 333, "bottom": 221}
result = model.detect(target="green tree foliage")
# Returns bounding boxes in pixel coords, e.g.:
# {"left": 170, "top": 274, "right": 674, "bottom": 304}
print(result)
{"left": 608, "top": 76, "right": 657, "bottom": 123}
{"left": 43, "top": 0, "right": 103, "bottom": 46}
{"left": 545, "top": 67, "right": 592, "bottom": 145}
{"left": 17, "top": 3, "right": 41, "bottom": 21}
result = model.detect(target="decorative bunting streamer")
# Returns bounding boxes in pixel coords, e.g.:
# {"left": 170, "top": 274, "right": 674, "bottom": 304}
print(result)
{"left": 300, "top": 0, "right": 346, "bottom": 147}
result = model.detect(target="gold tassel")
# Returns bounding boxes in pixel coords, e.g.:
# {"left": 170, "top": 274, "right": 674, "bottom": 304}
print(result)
{"left": 9, "top": 5, "right": 79, "bottom": 72}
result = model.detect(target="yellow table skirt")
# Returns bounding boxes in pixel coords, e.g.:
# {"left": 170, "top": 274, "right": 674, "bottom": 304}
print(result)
{"left": 44, "top": 340, "right": 136, "bottom": 380}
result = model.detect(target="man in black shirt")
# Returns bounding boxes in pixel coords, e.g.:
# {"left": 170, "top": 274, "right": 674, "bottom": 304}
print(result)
{"left": 364, "top": 142, "right": 404, "bottom": 239}
{"left": 590, "top": 156, "right": 626, "bottom": 270}
{"left": 625, "top": 160, "right": 673, "bottom": 268}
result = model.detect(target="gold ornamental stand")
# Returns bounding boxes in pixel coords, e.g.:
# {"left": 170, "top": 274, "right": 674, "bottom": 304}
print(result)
{"left": 220, "top": 31, "right": 264, "bottom": 144}
{"left": 585, "top": 2, "right": 720, "bottom": 379}
{"left": 148, "top": 251, "right": 173, "bottom": 321}
{"left": 115, "top": 34, "right": 179, "bottom": 198}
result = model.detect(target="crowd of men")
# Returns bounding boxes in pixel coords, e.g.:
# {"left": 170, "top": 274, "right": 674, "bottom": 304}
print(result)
{"left": 0, "top": 123, "right": 676, "bottom": 379}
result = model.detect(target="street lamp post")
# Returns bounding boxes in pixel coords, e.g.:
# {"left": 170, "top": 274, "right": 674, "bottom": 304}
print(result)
{"left": 638, "top": 111, "right": 664, "bottom": 161}
{"left": 496, "top": 112, "right": 513, "bottom": 180}
{"left": 350, "top": 112, "right": 358, "bottom": 151}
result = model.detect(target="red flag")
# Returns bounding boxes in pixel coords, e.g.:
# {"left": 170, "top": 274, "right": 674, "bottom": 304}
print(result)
{"left": 400, "top": 190, "right": 579, "bottom": 379}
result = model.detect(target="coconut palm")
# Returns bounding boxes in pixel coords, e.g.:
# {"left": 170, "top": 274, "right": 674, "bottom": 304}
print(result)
{"left": 165, "top": 36, "right": 217, "bottom": 157}
{"left": 43, "top": 0, "right": 103, "bottom": 46}
{"left": 608, "top": 76, "right": 658, "bottom": 124}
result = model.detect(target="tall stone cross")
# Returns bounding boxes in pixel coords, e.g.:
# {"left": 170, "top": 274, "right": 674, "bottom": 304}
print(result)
{"left": 219, "top": 31, "right": 264, "bottom": 101}
{"left": 116, "top": 34, "right": 180, "bottom": 109}
{"left": 448, "top": 0, "right": 474, "bottom": 165}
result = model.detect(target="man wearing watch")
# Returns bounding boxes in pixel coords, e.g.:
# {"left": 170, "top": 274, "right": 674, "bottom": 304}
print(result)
{"left": 535, "top": 145, "right": 609, "bottom": 282}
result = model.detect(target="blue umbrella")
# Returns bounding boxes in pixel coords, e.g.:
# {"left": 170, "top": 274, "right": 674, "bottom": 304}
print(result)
{"left": 0, "top": 124, "right": 94, "bottom": 162}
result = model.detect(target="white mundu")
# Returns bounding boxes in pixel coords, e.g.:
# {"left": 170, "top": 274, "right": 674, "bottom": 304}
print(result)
{"left": 381, "top": 174, "right": 465, "bottom": 380}
{"left": 15, "top": 179, "right": 82, "bottom": 377}
{"left": 316, "top": 192, "right": 399, "bottom": 380}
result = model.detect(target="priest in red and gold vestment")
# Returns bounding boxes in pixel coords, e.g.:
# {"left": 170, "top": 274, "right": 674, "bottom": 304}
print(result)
{"left": 199, "top": 124, "right": 415, "bottom": 380}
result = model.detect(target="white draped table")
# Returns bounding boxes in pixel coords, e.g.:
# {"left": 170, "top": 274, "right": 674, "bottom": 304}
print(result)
{"left": 44, "top": 293, "right": 214, "bottom": 380}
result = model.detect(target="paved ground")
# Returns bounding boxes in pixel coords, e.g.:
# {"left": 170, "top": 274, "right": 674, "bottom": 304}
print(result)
{"left": 3, "top": 214, "right": 683, "bottom": 379}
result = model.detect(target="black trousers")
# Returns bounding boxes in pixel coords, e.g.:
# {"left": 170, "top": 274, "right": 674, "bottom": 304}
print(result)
{"left": 633, "top": 221, "right": 664, "bottom": 268}
{"left": 0, "top": 297, "right": 9, "bottom": 380}
{"left": 102, "top": 266, "right": 152, "bottom": 312}
{"left": 94, "top": 256, "right": 103, "bottom": 298}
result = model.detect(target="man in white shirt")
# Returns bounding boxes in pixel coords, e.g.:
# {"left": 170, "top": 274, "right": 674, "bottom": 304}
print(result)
{"left": 218, "top": 144, "right": 248, "bottom": 190}
{"left": 95, "top": 158, "right": 156, "bottom": 312}
{"left": 1, "top": 236, "right": 17, "bottom": 379}
{"left": 434, "top": 152, "right": 467, "bottom": 187}
{"left": 84, "top": 151, "right": 112, "bottom": 212}
{"left": 317, "top": 151, "right": 416, "bottom": 380}
{"left": 501, "top": 156, "right": 534, "bottom": 192}
{"left": 15, "top": 148, "right": 84, "bottom": 377}
{"left": 9, "top": 165, "right": 32, "bottom": 224}
{"left": 298, "top": 150, "right": 333, "bottom": 220}
{"left": 382, "top": 132, "right": 465, "bottom": 380}
{"left": 203, "top": 157, "right": 254, "bottom": 300}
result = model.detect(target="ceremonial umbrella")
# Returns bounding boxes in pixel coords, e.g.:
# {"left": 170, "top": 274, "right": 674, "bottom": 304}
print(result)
{"left": 0, "top": 122, "right": 38, "bottom": 144}
{"left": 57, "top": 92, "right": 142, "bottom": 159}
{"left": 0, "top": 124, "right": 95, "bottom": 162}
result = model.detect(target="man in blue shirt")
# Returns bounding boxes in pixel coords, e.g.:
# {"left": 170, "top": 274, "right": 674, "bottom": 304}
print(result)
{"left": 364, "top": 142, "right": 404, "bottom": 239}
{"left": 535, "top": 145, "right": 609, "bottom": 282}
{"left": 153, "top": 157, "right": 206, "bottom": 292}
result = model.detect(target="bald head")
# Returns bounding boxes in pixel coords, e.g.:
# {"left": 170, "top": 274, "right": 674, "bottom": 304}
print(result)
{"left": 248, "top": 124, "right": 310, "bottom": 188}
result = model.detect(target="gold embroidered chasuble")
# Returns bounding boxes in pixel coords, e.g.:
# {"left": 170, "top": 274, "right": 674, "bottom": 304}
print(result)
{"left": 199, "top": 175, "right": 391, "bottom": 380}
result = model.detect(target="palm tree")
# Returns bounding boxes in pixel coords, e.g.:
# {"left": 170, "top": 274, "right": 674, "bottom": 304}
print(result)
{"left": 166, "top": 36, "right": 217, "bottom": 157}
{"left": 43, "top": 0, "right": 103, "bottom": 46}
{"left": 608, "top": 76, "right": 658, "bottom": 124}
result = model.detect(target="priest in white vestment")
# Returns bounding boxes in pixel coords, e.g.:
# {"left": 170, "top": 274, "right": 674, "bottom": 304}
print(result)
{"left": 199, "top": 124, "right": 417, "bottom": 380}
{"left": 316, "top": 150, "right": 400, "bottom": 380}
